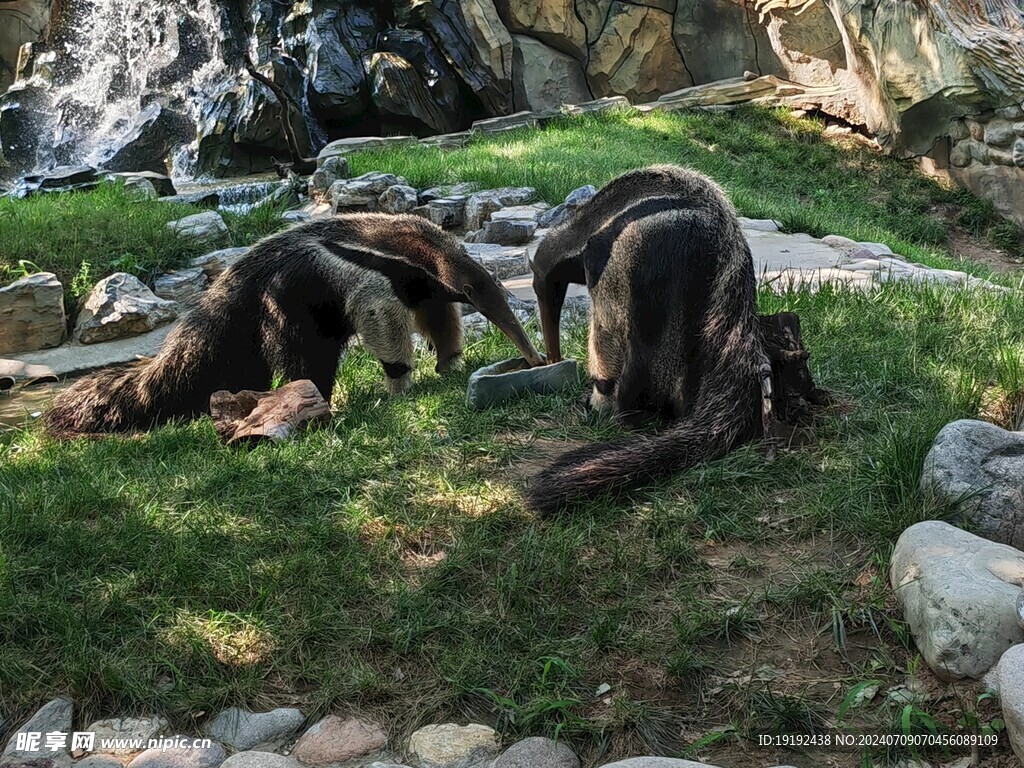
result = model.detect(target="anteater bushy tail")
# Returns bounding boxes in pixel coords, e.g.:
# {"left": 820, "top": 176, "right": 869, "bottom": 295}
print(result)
{"left": 43, "top": 306, "right": 234, "bottom": 438}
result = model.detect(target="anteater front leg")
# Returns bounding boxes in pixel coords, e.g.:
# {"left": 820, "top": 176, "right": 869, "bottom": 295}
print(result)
{"left": 356, "top": 301, "right": 415, "bottom": 395}
{"left": 413, "top": 300, "right": 463, "bottom": 373}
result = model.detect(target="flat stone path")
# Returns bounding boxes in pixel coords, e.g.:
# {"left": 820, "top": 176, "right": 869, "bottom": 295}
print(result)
{"left": 0, "top": 224, "right": 1001, "bottom": 380}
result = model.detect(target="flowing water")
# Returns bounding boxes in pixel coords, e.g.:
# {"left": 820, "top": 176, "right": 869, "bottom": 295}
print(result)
{"left": 45, "top": 0, "right": 231, "bottom": 176}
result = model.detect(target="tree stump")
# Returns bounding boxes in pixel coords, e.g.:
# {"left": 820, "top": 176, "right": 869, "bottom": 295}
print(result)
{"left": 760, "top": 311, "right": 831, "bottom": 427}
{"left": 209, "top": 379, "right": 330, "bottom": 445}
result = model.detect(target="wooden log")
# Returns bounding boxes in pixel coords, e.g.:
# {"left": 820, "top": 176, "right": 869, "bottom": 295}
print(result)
{"left": 209, "top": 379, "right": 330, "bottom": 445}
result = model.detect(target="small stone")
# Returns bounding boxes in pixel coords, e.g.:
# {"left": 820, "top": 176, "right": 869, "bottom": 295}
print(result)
{"left": 107, "top": 172, "right": 176, "bottom": 197}
{"left": 743, "top": 70, "right": 758, "bottom": 81}
{"left": 309, "top": 157, "right": 350, "bottom": 204}
{"left": 990, "top": 148, "right": 1015, "bottom": 166}
{"left": 969, "top": 140, "right": 990, "bottom": 164}
{"left": 74, "top": 273, "right": 178, "bottom": 344}
{"left": 126, "top": 737, "right": 226, "bottom": 768}
{"left": 204, "top": 708, "right": 305, "bottom": 751}
{"left": 890, "top": 520, "right": 1024, "bottom": 680}
{"left": 467, "top": 358, "right": 579, "bottom": 410}
{"left": 996, "top": 105, "right": 1024, "bottom": 120}
{"left": 77, "top": 757, "right": 127, "bottom": 768}
{"left": 0, "top": 272, "right": 66, "bottom": 355}
{"left": 1014, "top": 138, "right": 1024, "bottom": 167}
{"left": 428, "top": 198, "right": 466, "bottom": 229}
{"left": 317, "top": 136, "right": 415, "bottom": 163}
{"left": 470, "top": 112, "right": 538, "bottom": 134}
{"left": 191, "top": 247, "right": 250, "bottom": 279}
{"left": 219, "top": 753, "right": 303, "bottom": 768}
{"left": 1015, "top": 121, "right": 1024, "bottom": 137}
{"left": 479, "top": 219, "right": 537, "bottom": 246}
{"left": 492, "top": 737, "right": 579, "bottom": 768}
{"left": 379, "top": 185, "right": 420, "bottom": 215}
{"left": 87, "top": 717, "right": 170, "bottom": 756}
{"left": 419, "top": 183, "right": 479, "bottom": 204}
{"left": 2, "top": 698, "right": 73, "bottom": 767}
{"left": 464, "top": 188, "right": 536, "bottom": 230}
{"left": 967, "top": 119, "right": 985, "bottom": 142}
{"left": 406, "top": 723, "right": 498, "bottom": 768}
{"left": 949, "top": 119, "right": 970, "bottom": 141}
{"left": 997, "top": 644, "right": 1024, "bottom": 762}
{"left": 597, "top": 760, "right": 721, "bottom": 768}
{"left": 153, "top": 268, "right": 208, "bottom": 305}
{"left": 463, "top": 244, "right": 529, "bottom": 280}
{"left": 537, "top": 203, "right": 569, "bottom": 229}
{"left": 291, "top": 716, "right": 386, "bottom": 765}
{"left": 984, "top": 120, "right": 1017, "bottom": 147}
{"left": 282, "top": 211, "right": 312, "bottom": 224}
{"left": 124, "top": 177, "right": 158, "bottom": 200}
{"left": 167, "top": 212, "right": 230, "bottom": 248}
{"left": 737, "top": 218, "right": 782, "bottom": 232}
{"left": 949, "top": 141, "right": 972, "bottom": 167}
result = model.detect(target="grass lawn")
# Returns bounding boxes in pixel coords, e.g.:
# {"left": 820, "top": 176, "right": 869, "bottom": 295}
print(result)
{"left": 1, "top": 107, "right": 1023, "bottom": 767}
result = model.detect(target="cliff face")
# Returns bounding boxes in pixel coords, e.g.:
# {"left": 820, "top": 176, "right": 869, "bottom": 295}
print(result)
{"left": 1, "top": 0, "right": 1023, "bottom": 214}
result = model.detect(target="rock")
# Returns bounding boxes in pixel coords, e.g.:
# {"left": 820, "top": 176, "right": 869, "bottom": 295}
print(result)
{"left": 98, "top": 102, "right": 193, "bottom": 174}
{"left": 309, "top": 157, "right": 350, "bottom": 204}
{"left": 191, "top": 248, "right": 250, "bottom": 279}
{"left": 77, "top": 757, "right": 127, "bottom": 768}
{"left": 467, "top": 358, "right": 579, "bottom": 409}
{"left": 595, "top": 760, "right": 721, "bottom": 768}
{"left": 738, "top": 218, "right": 782, "bottom": 232}
{"left": 126, "top": 737, "right": 226, "bottom": 768}
{"left": 380, "top": 185, "right": 420, "bottom": 215}
{"left": 291, "top": 716, "right": 386, "bottom": 765}
{"left": 158, "top": 192, "right": 220, "bottom": 209}
{"left": 463, "top": 244, "right": 529, "bottom": 280}
{"left": 587, "top": 3, "right": 690, "bottom": 104}
{"left": 107, "top": 172, "right": 176, "bottom": 197}
{"left": 167, "top": 212, "right": 230, "bottom": 249}
{"left": 428, "top": 198, "right": 467, "bottom": 229}
{"left": 369, "top": 52, "right": 462, "bottom": 136}
{"left": 949, "top": 141, "right": 972, "bottom": 167}
{"left": 1014, "top": 137, "right": 1024, "bottom": 167}
{"left": 1019, "top": 589, "right": 1024, "bottom": 629}
{"left": 153, "top": 269, "right": 208, "bottom": 305}
{"left": 87, "top": 718, "right": 170, "bottom": 756}
{"left": 123, "top": 177, "right": 158, "bottom": 200}
{"left": 890, "top": 520, "right": 1024, "bottom": 680}
{"left": 408, "top": 0, "right": 513, "bottom": 116}
{"left": 318, "top": 136, "right": 416, "bottom": 164}
{"left": 562, "top": 97, "right": 631, "bottom": 116}
{"left": 537, "top": 204, "right": 569, "bottom": 229}
{"left": 11, "top": 166, "right": 103, "bottom": 198}
{"left": 510, "top": 35, "right": 592, "bottom": 112}
{"left": 921, "top": 419, "right": 1024, "bottom": 549}
{"left": 984, "top": 120, "right": 1017, "bottom": 147}
{"left": 210, "top": 380, "right": 331, "bottom": 445}
{"left": 330, "top": 173, "right": 409, "bottom": 213}
{"left": 204, "top": 708, "right": 305, "bottom": 751}
{"left": 219, "top": 755, "right": 302, "bottom": 768}
{"left": 2, "top": 698, "right": 73, "bottom": 766}
{"left": 420, "top": 183, "right": 480, "bottom": 204}
{"left": 378, "top": 28, "right": 465, "bottom": 134}
{"left": 491, "top": 737, "right": 579, "bottom": 768}
{"left": 479, "top": 218, "right": 537, "bottom": 245}
{"left": 997, "top": 644, "right": 1024, "bottom": 763}
{"left": 0, "top": 272, "right": 65, "bottom": 355}
{"left": 74, "top": 273, "right": 179, "bottom": 344}
{"left": 493, "top": 0, "right": 588, "bottom": 61}
{"left": 405, "top": 723, "right": 499, "bottom": 768}
{"left": 465, "top": 188, "right": 536, "bottom": 230}
{"left": 470, "top": 112, "right": 539, "bottom": 134}
{"left": 282, "top": 211, "right": 312, "bottom": 224}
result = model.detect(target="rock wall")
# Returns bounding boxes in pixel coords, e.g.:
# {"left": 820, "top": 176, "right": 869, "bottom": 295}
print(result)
{"left": 1, "top": 0, "right": 1023, "bottom": 221}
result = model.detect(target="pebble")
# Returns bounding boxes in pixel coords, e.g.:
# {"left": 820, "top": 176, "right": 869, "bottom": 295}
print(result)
{"left": 204, "top": 708, "right": 305, "bottom": 751}
{"left": 125, "top": 738, "right": 226, "bottom": 768}
{"left": 86, "top": 718, "right": 170, "bottom": 756}
{"left": 291, "top": 716, "right": 386, "bottom": 765}
{"left": 492, "top": 736, "right": 579, "bottom": 768}
{"left": 406, "top": 723, "right": 499, "bottom": 768}
{"left": 2, "top": 698, "right": 74, "bottom": 766}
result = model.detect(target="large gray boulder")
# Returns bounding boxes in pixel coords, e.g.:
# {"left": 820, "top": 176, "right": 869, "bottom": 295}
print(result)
{"left": 998, "top": 643, "right": 1024, "bottom": 763}
{"left": 890, "top": 520, "right": 1024, "bottom": 680}
{"left": 126, "top": 737, "right": 226, "bottom": 768}
{"left": 465, "top": 188, "right": 536, "bottom": 230}
{"left": 597, "top": 760, "right": 722, "bottom": 768}
{"left": 86, "top": 718, "right": 170, "bottom": 756}
{"left": 368, "top": 51, "right": 462, "bottom": 136}
{"left": 74, "top": 273, "right": 179, "bottom": 344}
{"left": 167, "top": 212, "right": 230, "bottom": 249}
{"left": 2, "top": 698, "right": 74, "bottom": 768}
{"left": 921, "top": 419, "right": 1024, "bottom": 549}
{"left": 0, "top": 272, "right": 65, "bottom": 354}
{"left": 153, "top": 268, "right": 208, "bottom": 305}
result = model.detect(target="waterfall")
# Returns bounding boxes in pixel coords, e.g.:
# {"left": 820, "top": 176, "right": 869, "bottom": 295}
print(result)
{"left": 46, "top": 0, "right": 230, "bottom": 174}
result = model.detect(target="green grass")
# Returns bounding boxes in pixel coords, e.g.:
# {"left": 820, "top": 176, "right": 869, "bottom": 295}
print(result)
{"left": 2, "top": 106, "right": 1022, "bottom": 766}
{"left": 2, "top": 281, "right": 1022, "bottom": 765}
{"left": 350, "top": 106, "right": 1021, "bottom": 273}
{"left": 0, "top": 183, "right": 287, "bottom": 304}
